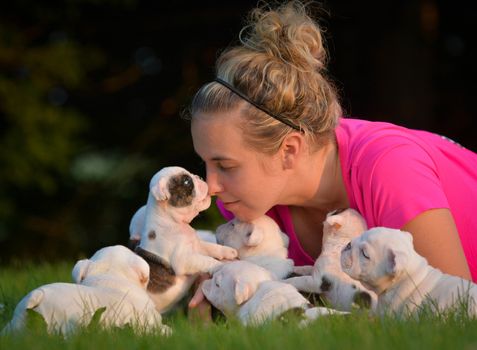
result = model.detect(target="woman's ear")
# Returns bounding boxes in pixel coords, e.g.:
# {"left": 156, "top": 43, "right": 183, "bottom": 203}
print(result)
{"left": 280, "top": 133, "right": 305, "bottom": 169}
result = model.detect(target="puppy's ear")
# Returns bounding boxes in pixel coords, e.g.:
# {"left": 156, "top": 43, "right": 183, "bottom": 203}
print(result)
{"left": 130, "top": 255, "right": 150, "bottom": 287}
{"left": 151, "top": 177, "right": 170, "bottom": 202}
{"left": 385, "top": 249, "right": 407, "bottom": 277}
{"left": 245, "top": 225, "right": 263, "bottom": 247}
{"left": 234, "top": 278, "right": 255, "bottom": 305}
{"left": 325, "top": 214, "right": 343, "bottom": 230}
{"left": 72, "top": 259, "right": 90, "bottom": 283}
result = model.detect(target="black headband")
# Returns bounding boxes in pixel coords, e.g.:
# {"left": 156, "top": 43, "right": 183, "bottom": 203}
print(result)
{"left": 214, "top": 78, "right": 302, "bottom": 131}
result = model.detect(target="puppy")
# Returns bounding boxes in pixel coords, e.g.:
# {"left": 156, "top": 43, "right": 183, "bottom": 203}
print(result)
{"left": 215, "top": 215, "right": 294, "bottom": 279}
{"left": 341, "top": 227, "right": 477, "bottom": 317}
{"left": 285, "top": 209, "right": 376, "bottom": 311}
{"left": 202, "top": 261, "right": 347, "bottom": 326}
{"left": 2, "top": 245, "right": 169, "bottom": 335}
{"left": 135, "top": 166, "right": 237, "bottom": 313}
{"left": 128, "top": 205, "right": 217, "bottom": 250}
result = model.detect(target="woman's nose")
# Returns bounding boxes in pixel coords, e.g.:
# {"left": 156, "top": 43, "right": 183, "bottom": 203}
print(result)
{"left": 206, "top": 172, "right": 223, "bottom": 196}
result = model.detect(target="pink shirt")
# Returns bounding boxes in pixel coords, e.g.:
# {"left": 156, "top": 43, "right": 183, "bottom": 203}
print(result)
{"left": 218, "top": 118, "right": 477, "bottom": 281}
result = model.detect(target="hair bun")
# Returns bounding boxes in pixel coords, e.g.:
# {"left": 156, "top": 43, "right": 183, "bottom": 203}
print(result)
{"left": 241, "top": 2, "right": 327, "bottom": 72}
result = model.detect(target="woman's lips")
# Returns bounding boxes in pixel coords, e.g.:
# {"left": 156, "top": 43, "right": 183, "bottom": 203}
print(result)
{"left": 222, "top": 200, "right": 239, "bottom": 209}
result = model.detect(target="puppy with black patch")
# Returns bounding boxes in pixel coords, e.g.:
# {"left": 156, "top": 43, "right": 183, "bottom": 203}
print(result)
{"left": 135, "top": 166, "right": 237, "bottom": 313}
{"left": 341, "top": 227, "right": 477, "bottom": 317}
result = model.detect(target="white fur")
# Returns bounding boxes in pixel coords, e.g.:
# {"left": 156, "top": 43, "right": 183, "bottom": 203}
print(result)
{"left": 202, "top": 261, "right": 346, "bottom": 326}
{"left": 129, "top": 205, "right": 146, "bottom": 246}
{"left": 285, "top": 209, "right": 377, "bottom": 311}
{"left": 129, "top": 206, "right": 217, "bottom": 246}
{"left": 137, "top": 166, "right": 237, "bottom": 313}
{"left": 2, "top": 245, "right": 170, "bottom": 336}
{"left": 215, "top": 216, "right": 293, "bottom": 279}
{"left": 341, "top": 227, "right": 477, "bottom": 317}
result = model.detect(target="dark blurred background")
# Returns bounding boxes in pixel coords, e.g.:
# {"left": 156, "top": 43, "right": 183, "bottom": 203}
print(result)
{"left": 0, "top": 0, "right": 475, "bottom": 263}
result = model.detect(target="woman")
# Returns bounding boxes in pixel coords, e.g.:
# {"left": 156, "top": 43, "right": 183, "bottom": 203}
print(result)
{"left": 188, "top": 1, "right": 477, "bottom": 309}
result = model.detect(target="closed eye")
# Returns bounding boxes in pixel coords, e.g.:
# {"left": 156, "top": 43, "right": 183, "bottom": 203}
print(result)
{"left": 361, "top": 249, "right": 370, "bottom": 260}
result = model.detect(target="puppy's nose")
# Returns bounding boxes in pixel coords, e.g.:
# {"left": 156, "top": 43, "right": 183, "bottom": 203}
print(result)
{"left": 352, "top": 291, "right": 372, "bottom": 309}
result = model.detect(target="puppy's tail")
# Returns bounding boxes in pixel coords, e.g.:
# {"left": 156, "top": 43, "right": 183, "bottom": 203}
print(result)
{"left": 1, "top": 289, "right": 45, "bottom": 335}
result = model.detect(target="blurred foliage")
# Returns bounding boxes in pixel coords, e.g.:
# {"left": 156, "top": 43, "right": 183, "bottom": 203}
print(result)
{"left": 0, "top": 0, "right": 475, "bottom": 263}
{"left": 0, "top": 0, "right": 237, "bottom": 263}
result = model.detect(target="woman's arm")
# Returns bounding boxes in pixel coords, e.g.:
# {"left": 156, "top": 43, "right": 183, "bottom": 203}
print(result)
{"left": 401, "top": 208, "right": 471, "bottom": 280}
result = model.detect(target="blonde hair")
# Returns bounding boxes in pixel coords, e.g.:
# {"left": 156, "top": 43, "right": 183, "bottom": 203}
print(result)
{"left": 189, "top": 1, "right": 342, "bottom": 154}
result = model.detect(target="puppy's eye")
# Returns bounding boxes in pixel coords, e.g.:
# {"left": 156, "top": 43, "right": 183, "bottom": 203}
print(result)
{"left": 344, "top": 242, "right": 351, "bottom": 251}
{"left": 361, "top": 249, "right": 370, "bottom": 260}
{"left": 215, "top": 281, "right": 220, "bottom": 288}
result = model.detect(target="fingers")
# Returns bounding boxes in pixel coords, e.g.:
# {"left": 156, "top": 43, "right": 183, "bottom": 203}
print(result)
{"left": 188, "top": 273, "right": 210, "bottom": 308}
{"left": 188, "top": 286, "right": 205, "bottom": 308}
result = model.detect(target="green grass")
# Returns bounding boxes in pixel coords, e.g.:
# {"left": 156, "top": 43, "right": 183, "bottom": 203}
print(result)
{"left": 1, "top": 262, "right": 477, "bottom": 350}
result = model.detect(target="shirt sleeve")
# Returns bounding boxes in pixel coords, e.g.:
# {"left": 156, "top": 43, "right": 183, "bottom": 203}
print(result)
{"left": 354, "top": 138, "right": 450, "bottom": 229}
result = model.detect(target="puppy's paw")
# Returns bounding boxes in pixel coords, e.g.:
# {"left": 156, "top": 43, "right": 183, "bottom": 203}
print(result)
{"left": 220, "top": 247, "right": 238, "bottom": 260}
{"left": 293, "top": 265, "right": 314, "bottom": 276}
{"left": 159, "top": 324, "right": 173, "bottom": 337}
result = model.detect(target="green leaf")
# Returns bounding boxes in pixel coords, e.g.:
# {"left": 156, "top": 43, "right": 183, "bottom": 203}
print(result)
{"left": 87, "top": 306, "right": 107, "bottom": 331}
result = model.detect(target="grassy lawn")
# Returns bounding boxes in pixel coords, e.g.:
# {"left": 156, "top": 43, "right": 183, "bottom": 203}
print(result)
{"left": 1, "top": 261, "right": 477, "bottom": 350}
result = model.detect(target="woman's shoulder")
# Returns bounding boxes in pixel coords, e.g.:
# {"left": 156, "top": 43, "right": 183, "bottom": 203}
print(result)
{"left": 337, "top": 117, "right": 418, "bottom": 145}
{"left": 336, "top": 117, "right": 425, "bottom": 165}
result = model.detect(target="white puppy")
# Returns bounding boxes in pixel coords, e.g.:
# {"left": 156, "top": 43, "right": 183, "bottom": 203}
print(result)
{"left": 135, "top": 166, "right": 237, "bottom": 313}
{"left": 285, "top": 209, "right": 376, "bottom": 311}
{"left": 2, "top": 245, "right": 169, "bottom": 335}
{"left": 215, "top": 216, "right": 294, "bottom": 279}
{"left": 202, "top": 261, "right": 347, "bottom": 326}
{"left": 341, "top": 227, "right": 477, "bottom": 317}
{"left": 129, "top": 205, "right": 217, "bottom": 250}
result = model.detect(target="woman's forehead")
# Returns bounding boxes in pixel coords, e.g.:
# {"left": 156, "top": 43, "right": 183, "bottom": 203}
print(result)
{"left": 191, "top": 116, "right": 248, "bottom": 158}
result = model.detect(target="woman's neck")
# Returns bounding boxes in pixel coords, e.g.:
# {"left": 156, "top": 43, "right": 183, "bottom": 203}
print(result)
{"left": 286, "top": 140, "right": 349, "bottom": 212}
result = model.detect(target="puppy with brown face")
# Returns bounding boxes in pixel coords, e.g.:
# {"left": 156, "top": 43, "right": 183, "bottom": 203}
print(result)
{"left": 285, "top": 209, "right": 376, "bottom": 311}
{"left": 215, "top": 215, "right": 294, "bottom": 279}
{"left": 341, "top": 227, "right": 477, "bottom": 317}
{"left": 135, "top": 166, "right": 237, "bottom": 313}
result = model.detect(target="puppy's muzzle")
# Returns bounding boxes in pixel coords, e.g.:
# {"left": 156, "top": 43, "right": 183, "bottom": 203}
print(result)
{"left": 352, "top": 291, "right": 372, "bottom": 309}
